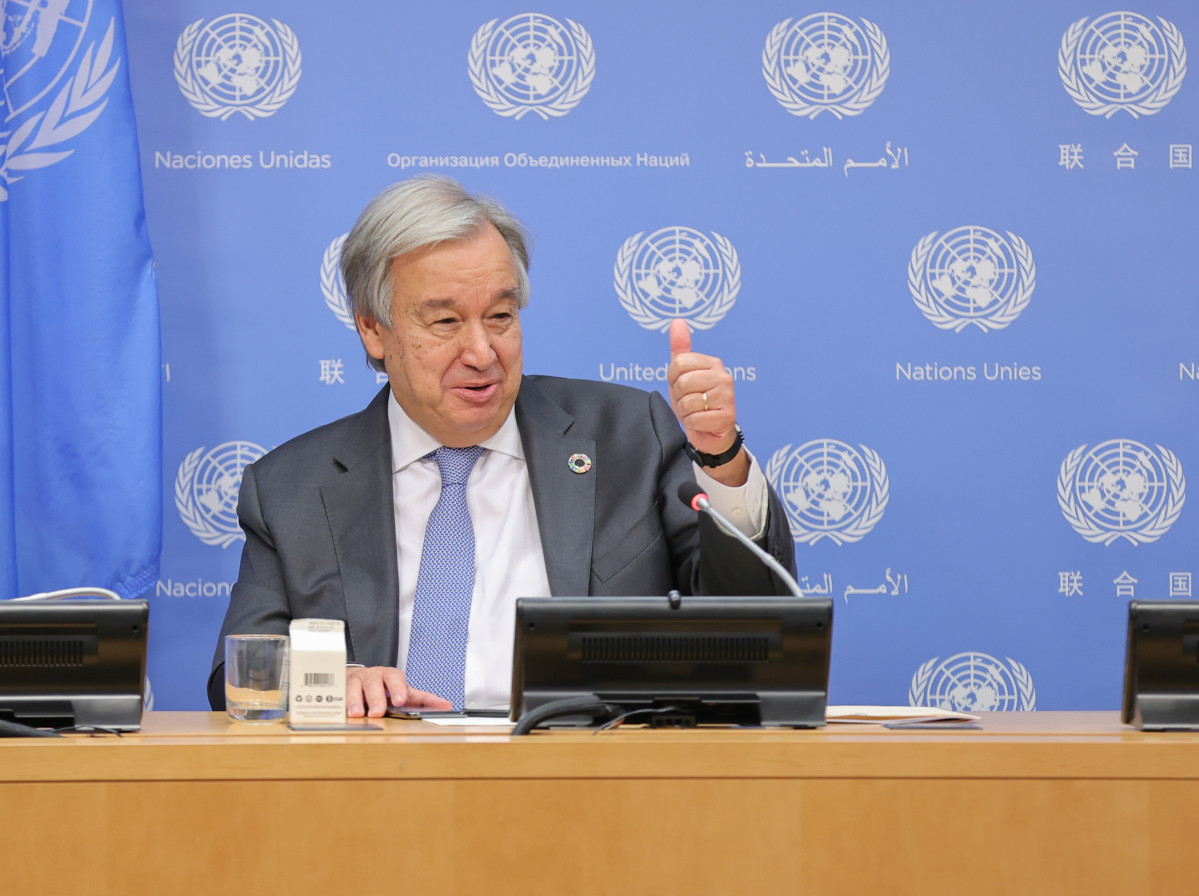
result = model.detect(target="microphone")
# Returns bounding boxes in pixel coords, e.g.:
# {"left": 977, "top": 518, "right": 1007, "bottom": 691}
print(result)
{"left": 677, "top": 481, "right": 806, "bottom": 598}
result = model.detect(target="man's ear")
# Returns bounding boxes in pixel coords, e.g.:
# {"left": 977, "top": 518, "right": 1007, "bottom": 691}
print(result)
{"left": 356, "top": 314, "right": 387, "bottom": 362}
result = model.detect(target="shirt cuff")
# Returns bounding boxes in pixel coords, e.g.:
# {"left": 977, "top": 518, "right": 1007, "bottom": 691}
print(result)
{"left": 692, "top": 448, "right": 770, "bottom": 540}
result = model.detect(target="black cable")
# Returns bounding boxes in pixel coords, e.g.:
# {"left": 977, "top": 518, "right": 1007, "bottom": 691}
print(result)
{"left": 0, "top": 719, "right": 62, "bottom": 738}
{"left": 511, "top": 694, "right": 622, "bottom": 735}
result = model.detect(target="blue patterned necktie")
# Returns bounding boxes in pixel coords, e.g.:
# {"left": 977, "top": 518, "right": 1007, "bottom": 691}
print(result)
{"left": 406, "top": 445, "right": 484, "bottom": 710}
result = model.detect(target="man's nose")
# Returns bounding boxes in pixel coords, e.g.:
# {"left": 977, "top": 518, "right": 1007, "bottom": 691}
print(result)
{"left": 458, "top": 321, "right": 496, "bottom": 368}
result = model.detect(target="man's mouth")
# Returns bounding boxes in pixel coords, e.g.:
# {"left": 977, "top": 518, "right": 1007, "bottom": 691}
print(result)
{"left": 453, "top": 382, "right": 499, "bottom": 402}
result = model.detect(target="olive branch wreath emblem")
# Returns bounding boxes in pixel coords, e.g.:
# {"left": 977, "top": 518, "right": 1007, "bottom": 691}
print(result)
{"left": 1057, "top": 443, "right": 1185, "bottom": 545}
{"left": 766, "top": 442, "right": 889, "bottom": 545}
{"left": 1059, "top": 15, "right": 1186, "bottom": 119}
{"left": 909, "top": 656, "right": 1036, "bottom": 710}
{"left": 320, "top": 233, "right": 356, "bottom": 331}
{"left": 173, "top": 17, "right": 302, "bottom": 121}
{"left": 174, "top": 444, "right": 267, "bottom": 548}
{"left": 468, "top": 17, "right": 596, "bottom": 120}
{"left": 613, "top": 231, "right": 741, "bottom": 333}
{"left": 908, "top": 230, "right": 1036, "bottom": 333}
{"left": 1, "top": 19, "right": 120, "bottom": 199}
{"left": 762, "top": 16, "right": 890, "bottom": 119}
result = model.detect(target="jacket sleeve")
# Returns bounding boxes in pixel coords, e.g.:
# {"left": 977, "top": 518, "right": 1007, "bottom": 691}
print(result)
{"left": 206, "top": 462, "right": 294, "bottom": 709}
{"left": 649, "top": 389, "right": 798, "bottom": 597}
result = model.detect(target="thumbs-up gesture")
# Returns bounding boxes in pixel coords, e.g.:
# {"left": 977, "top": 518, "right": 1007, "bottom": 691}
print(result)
{"left": 666, "top": 319, "right": 748, "bottom": 486}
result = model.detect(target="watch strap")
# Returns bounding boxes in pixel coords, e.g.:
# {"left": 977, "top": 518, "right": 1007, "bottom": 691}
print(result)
{"left": 684, "top": 426, "right": 744, "bottom": 468}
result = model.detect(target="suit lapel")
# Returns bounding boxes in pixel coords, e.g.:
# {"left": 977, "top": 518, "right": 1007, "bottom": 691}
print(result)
{"left": 318, "top": 380, "right": 595, "bottom": 664}
{"left": 320, "top": 387, "right": 399, "bottom": 666}
{"left": 516, "top": 378, "right": 596, "bottom": 596}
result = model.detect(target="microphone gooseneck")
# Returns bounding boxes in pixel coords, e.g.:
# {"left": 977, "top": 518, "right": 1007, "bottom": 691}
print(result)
{"left": 676, "top": 482, "right": 805, "bottom": 598}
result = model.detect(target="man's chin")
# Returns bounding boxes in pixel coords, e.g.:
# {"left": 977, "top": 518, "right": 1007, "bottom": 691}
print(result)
{"left": 434, "top": 404, "right": 513, "bottom": 446}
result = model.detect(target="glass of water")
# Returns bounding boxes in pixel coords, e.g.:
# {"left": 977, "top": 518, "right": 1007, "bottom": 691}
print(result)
{"left": 225, "top": 634, "right": 289, "bottom": 722}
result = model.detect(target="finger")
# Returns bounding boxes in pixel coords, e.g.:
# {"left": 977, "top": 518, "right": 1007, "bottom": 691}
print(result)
{"left": 353, "top": 667, "right": 412, "bottom": 718}
{"left": 346, "top": 670, "right": 368, "bottom": 718}
{"left": 668, "top": 318, "right": 692, "bottom": 359}
{"left": 346, "top": 667, "right": 391, "bottom": 718}
{"left": 403, "top": 688, "right": 453, "bottom": 710}
{"left": 671, "top": 368, "right": 726, "bottom": 406}
{"left": 376, "top": 668, "right": 453, "bottom": 713}
{"left": 670, "top": 362, "right": 710, "bottom": 399}
{"left": 361, "top": 668, "right": 396, "bottom": 718}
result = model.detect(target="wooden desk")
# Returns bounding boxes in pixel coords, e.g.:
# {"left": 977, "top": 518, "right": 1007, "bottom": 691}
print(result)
{"left": 2, "top": 712, "right": 1196, "bottom": 895}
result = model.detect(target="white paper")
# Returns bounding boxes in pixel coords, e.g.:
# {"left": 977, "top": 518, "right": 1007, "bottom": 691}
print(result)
{"left": 420, "top": 716, "right": 515, "bottom": 728}
{"left": 826, "top": 705, "right": 979, "bottom": 722}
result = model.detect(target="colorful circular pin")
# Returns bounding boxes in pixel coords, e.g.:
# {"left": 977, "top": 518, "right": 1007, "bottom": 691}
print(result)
{"left": 567, "top": 453, "right": 592, "bottom": 474}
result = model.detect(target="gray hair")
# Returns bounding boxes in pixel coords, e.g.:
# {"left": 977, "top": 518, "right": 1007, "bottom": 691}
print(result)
{"left": 340, "top": 175, "right": 531, "bottom": 371}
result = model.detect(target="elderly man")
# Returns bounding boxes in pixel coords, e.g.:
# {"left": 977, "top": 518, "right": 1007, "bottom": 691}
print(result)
{"left": 208, "top": 176, "right": 796, "bottom": 716}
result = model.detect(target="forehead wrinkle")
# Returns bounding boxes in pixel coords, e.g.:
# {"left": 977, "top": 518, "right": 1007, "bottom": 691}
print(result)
{"left": 416, "top": 288, "right": 520, "bottom": 310}
{"left": 417, "top": 297, "right": 460, "bottom": 311}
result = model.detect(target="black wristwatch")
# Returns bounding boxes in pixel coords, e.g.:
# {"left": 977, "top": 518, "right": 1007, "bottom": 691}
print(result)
{"left": 684, "top": 426, "right": 744, "bottom": 468}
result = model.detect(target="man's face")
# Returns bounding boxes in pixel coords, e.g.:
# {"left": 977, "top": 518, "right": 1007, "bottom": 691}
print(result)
{"left": 357, "top": 224, "right": 523, "bottom": 447}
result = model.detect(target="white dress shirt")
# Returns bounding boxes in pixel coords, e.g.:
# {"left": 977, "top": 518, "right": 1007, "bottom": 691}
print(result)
{"left": 386, "top": 391, "right": 770, "bottom": 709}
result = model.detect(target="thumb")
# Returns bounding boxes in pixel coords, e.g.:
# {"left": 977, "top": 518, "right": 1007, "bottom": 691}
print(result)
{"left": 668, "top": 318, "right": 692, "bottom": 359}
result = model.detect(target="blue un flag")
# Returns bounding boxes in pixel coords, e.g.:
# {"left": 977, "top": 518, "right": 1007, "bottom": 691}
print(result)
{"left": 1, "top": 1, "right": 162, "bottom": 599}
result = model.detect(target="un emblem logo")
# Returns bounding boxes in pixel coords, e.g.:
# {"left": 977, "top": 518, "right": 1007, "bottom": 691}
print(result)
{"left": 766, "top": 441, "right": 889, "bottom": 545}
{"left": 0, "top": 6, "right": 119, "bottom": 200}
{"left": 762, "top": 14, "right": 890, "bottom": 119}
{"left": 908, "top": 227, "right": 1036, "bottom": 332}
{"left": 614, "top": 227, "right": 740, "bottom": 332}
{"left": 319, "top": 233, "right": 356, "bottom": 331}
{"left": 910, "top": 653, "right": 1037, "bottom": 712}
{"left": 175, "top": 442, "right": 268, "bottom": 547}
{"left": 469, "top": 13, "right": 596, "bottom": 119}
{"left": 1058, "top": 440, "right": 1185, "bottom": 545}
{"left": 173, "top": 14, "right": 302, "bottom": 120}
{"left": 1059, "top": 12, "right": 1186, "bottom": 118}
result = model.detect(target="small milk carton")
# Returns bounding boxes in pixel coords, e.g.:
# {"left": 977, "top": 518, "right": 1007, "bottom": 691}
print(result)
{"left": 288, "top": 618, "right": 347, "bottom": 726}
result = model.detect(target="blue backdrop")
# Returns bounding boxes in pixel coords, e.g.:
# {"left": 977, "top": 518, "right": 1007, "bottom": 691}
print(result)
{"left": 114, "top": 1, "right": 1197, "bottom": 711}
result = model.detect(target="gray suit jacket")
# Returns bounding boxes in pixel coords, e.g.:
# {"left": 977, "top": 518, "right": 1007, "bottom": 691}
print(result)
{"left": 207, "top": 376, "right": 797, "bottom": 708}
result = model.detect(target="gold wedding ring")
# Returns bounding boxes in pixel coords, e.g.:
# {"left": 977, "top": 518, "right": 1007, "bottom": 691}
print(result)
{"left": 702, "top": 392, "right": 709, "bottom": 412}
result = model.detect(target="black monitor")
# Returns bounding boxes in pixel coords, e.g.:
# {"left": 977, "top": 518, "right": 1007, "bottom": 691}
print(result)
{"left": 0, "top": 598, "right": 149, "bottom": 731}
{"left": 1122, "top": 599, "right": 1199, "bottom": 730}
{"left": 510, "top": 594, "right": 832, "bottom": 732}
